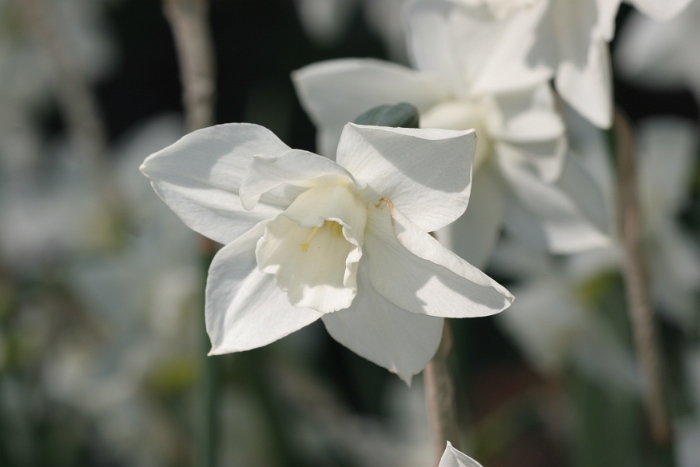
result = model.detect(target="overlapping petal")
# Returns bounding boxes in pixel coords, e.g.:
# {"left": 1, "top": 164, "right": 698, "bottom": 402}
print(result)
{"left": 322, "top": 258, "right": 444, "bottom": 383}
{"left": 292, "top": 59, "right": 448, "bottom": 157}
{"left": 485, "top": 83, "right": 567, "bottom": 181}
{"left": 239, "top": 149, "right": 355, "bottom": 210}
{"left": 364, "top": 200, "right": 513, "bottom": 318}
{"left": 500, "top": 148, "right": 610, "bottom": 252}
{"left": 140, "top": 123, "right": 291, "bottom": 244}
{"left": 407, "top": 0, "right": 553, "bottom": 96}
{"left": 206, "top": 221, "right": 323, "bottom": 354}
{"left": 337, "top": 123, "right": 476, "bottom": 232}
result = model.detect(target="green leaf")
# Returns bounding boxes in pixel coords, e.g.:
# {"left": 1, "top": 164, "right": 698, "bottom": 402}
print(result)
{"left": 353, "top": 103, "right": 420, "bottom": 129}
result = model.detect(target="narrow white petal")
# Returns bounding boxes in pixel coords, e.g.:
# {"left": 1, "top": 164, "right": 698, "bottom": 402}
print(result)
{"left": 436, "top": 163, "right": 505, "bottom": 269}
{"left": 140, "top": 123, "right": 290, "bottom": 244}
{"left": 438, "top": 441, "right": 485, "bottom": 467}
{"left": 499, "top": 148, "right": 611, "bottom": 252}
{"left": 322, "top": 258, "right": 444, "bottom": 384}
{"left": 256, "top": 185, "right": 366, "bottom": 313}
{"left": 239, "top": 149, "right": 355, "bottom": 210}
{"left": 292, "top": 59, "right": 448, "bottom": 158}
{"left": 337, "top": 123, "right": 476, "bottom": 232}
{"left": 206, "top": 221, "right": 322, "bottom": 354}
{"left": 364, "top": 200, "right": 513, "bottom": 318}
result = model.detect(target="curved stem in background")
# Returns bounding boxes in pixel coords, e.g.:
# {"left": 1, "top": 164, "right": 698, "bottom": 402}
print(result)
{"left": 424, "top": 320, "right": 461, "bottom": 466}
{"left": 162, "top": 1, "right": 218, "bottom": 466}
{"left": 163, "top": 0, "right": 216, "bottom": 132}
{"left": 614, "top": 110, "right": 672, "bottom": 446}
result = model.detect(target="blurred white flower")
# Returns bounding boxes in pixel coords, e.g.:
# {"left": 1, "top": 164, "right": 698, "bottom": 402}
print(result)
{"left": 568, "top": 116, "right": 700, "bottom": 329}
{"left": 489, "top": 238, "right": 642, "bottom": 396}
{"left": 294, "top": 0, "right": 358, "bottom": 47}
{"left": 294, "top": 56, "right": 609, "bottom": 267}
{"left": 495, "top": 115, "right": 700, "bottom": 380}
{"left": 407, "top": 0, "right": 692, "bottom": 128}
{"left": 616, "top": 0, "right": 700, "bottom": 101}
{"left": 0, "top": 141, "right": 105, "bottom": 267}
{"left": 141, "top": 122, "right": 513, "bottom": 381}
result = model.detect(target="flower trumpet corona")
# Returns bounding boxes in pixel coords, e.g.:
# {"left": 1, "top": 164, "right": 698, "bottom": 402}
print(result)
{"left": 140, "top": 122, "right": 513, "bottom": 382}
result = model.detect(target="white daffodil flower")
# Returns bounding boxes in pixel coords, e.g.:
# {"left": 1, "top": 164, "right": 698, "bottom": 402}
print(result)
{"left": 140, "top": 122, "right": 514, "bottom": 382}
{"left": 294, "top": 57, "right": 609, "bottom": 267}
{"left": 616, "top": 0, "right": 700, "bottom": 101}
{"left": 410, "top": 0, "right": 692, "bottom": 128}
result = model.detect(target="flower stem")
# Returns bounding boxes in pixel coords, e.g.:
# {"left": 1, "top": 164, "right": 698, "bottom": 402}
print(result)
{"left": 424, "top": 320, "right": 461, "bottom": 466}
{"left": 614, "top": 110, "right": 672, "bottom": 446}
{"left": 162, "top": 0, "right": 216, "bottom": 132}
{"left": 162, "top": 1, "right": 218, "bottom": 465}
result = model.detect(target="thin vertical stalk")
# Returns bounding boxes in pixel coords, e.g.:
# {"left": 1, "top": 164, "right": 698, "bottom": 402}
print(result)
{"left": 614, "top": 110, "right": 672, "bottom": 446}
{"left": 162, "top": 1, "right": 217, "bottom": 466}
{"left": 163, "top": 0, "right": 216, "bottom": 132}
{"left": 424, "top": 320, "right": 461, "bottom": 466}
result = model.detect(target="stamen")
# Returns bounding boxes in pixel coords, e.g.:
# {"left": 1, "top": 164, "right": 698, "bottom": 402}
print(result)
{"left": 332, "top": 222, "right": 343, "bottom": 237}
{"left": 300, "top": 226, "right": 321, "bottom": 251}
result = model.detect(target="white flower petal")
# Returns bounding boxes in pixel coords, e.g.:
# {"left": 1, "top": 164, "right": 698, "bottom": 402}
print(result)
{"left": 407, "top": 0, "right": 554, "bottom": 96}
{"left": 206, "top": 221, "right": 323, "bottom": 354}
{"left": 364, "top": 200, "right": 514, "bottom": 318}
{"left": 556, "top": 33, "right": 613, "bottom": 128}
{"left": 322, "top": 258, "right": 444, "bottom": 384}
{"left": 438, "top": 441, "right": 484, "bottom": 467}
{"left": 239, "top": 149, "right": 355, "bottom": 210}
{"left": 140, "top": 123, "right": 290, "bottom": 244}
{"left": 292, "top": 59, "right": 448, "bottom": 158}
{"left": 435, "top": 163, "right": 506, "bottom": 269}
{"left": 630, "top": 0, "right": 692, "bottom": 21}
{"left": 256, "top": 185, "right": 366, "bottom": 313}
{"left": 487, "top": 83, "right": 565, "bottom": 144}
{"left": 499, "top": 147, "right": 611, "bottom": 252}
{"left": 337, "top": 123, "right": 476, "bottom": 232}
